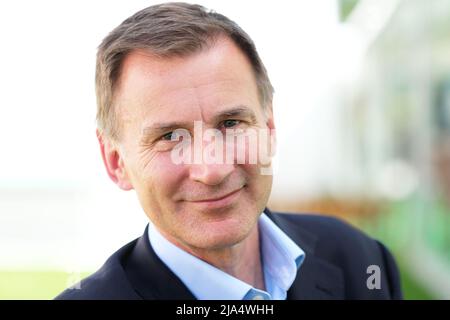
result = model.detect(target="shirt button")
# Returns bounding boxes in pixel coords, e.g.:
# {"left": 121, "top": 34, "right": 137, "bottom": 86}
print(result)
{"left": 252, "top": 295, "right": 265, "bottom": 300}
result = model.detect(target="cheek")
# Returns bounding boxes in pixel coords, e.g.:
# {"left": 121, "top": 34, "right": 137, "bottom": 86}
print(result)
{"left": 145, "top": 153, "right": 186, "bottom": 192}
{"left": 132, "top": 153, "right": 190, "bottom": 230}
{"left": 132, "top": 152, "right": 187, "bottom": 205}
{"left": 241, "top": 162, "right": 272, "bottom": 188}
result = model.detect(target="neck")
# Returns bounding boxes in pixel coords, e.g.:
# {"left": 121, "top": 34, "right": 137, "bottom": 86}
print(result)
{"left": 160, "top": 224, "right": 265, "bottom": 291}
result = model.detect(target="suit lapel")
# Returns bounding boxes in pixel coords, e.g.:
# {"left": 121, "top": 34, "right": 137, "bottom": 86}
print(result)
{"left": 287, "top": 254, "right": 345, "bottom": 299}
{"left": 124, "top": 225, "right": 196, "bottom": 300}
{"left": 265, "top": 208, "right": 345, "bottom": 300}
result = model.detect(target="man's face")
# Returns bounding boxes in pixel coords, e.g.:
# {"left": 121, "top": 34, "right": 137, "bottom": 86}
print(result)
{"left": 109, "top": 37, "right": 274, "bottom": 251}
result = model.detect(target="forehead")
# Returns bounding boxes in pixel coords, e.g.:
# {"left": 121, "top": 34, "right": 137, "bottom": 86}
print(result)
{"left": 114, "top": 37, "right": 260, "bottom": 130}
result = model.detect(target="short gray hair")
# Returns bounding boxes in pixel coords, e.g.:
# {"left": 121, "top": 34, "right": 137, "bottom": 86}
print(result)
{"left": 96, "top": 2, "right": 274, "bottom": 140}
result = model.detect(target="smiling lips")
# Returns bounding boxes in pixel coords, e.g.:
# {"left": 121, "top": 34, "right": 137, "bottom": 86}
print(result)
{"left": 191, "top": 187, "right": 243, "bottom": 202}
{"left": 187, "top": 186, "right": 244, "bottom": 209}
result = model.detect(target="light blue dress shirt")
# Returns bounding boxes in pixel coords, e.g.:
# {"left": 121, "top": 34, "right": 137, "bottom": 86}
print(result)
{"left": 147, "top": 213, "right": 305, "bottom": 300}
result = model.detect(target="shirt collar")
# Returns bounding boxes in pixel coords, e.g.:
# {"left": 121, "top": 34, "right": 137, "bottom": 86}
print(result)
{"left": 148, "top": 212, "right": 305, "bottom": 300}
{"left": 259, "top": 213, "right": 305, "bottom": 297}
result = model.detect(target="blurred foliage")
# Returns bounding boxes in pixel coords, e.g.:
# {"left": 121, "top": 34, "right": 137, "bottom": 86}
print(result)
{"left": 271, "top": 194, "right": 442, "bottom": 299}
{"left": 338, "top": 0, "right": 360, "bottom": 21}
{"left": 397, "top": 260, "right": 434, "bottom": 300}
{"left": 351, "top": 194, "right": 450, "bottom": 300}
{"left": 0, "top": 271, "right": 91, "bottom": 300}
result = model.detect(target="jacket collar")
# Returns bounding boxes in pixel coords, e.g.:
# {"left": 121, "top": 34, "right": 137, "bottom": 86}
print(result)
{"left": 124, "top": 208, "right": 344, "bottom": 300}
{"left": 264, "top": 208, "right": 345, "bottom": 299}
{"left": 124, "top": 226, "right": 196, "bottom": 300}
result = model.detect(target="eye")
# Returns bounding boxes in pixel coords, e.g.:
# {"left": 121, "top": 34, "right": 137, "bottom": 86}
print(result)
{"left": 222, "top": 119, "right": 240, "bottom": 128}
{"left": 160, "top": 132, "right": 174, "bottom": 141}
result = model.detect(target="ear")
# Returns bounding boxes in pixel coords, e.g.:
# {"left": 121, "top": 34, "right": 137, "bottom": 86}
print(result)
{"left": 264, "top": 103, "right": 276, "bottom": 156}
{"left": 96, "top": 129, "right": 133, "bottom": 191}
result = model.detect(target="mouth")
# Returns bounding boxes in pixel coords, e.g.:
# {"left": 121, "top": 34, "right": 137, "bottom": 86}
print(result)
{"left": 188, "top": 186, "right": 245, "bottom": 209}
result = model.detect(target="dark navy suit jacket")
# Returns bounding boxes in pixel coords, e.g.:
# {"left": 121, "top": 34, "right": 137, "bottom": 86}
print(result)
{"left": 55, "top": 209, "right": 403, "bottom": 300}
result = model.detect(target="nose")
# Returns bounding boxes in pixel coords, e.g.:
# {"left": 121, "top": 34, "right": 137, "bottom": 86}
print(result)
{"left": 187, "top": 126, "right": 236, "bottom": 185}
{"left": 189, "top": 163, "right": 235, "bottom": 186}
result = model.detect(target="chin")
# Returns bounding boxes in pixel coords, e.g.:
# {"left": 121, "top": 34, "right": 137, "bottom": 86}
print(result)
{"left": 187, "top": 215, "right": 256, "bottom": 250}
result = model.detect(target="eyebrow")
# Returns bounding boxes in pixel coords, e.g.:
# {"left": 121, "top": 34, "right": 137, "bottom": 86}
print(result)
{"left": 141, "top": 105, "right": 257, "bottom": 140}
